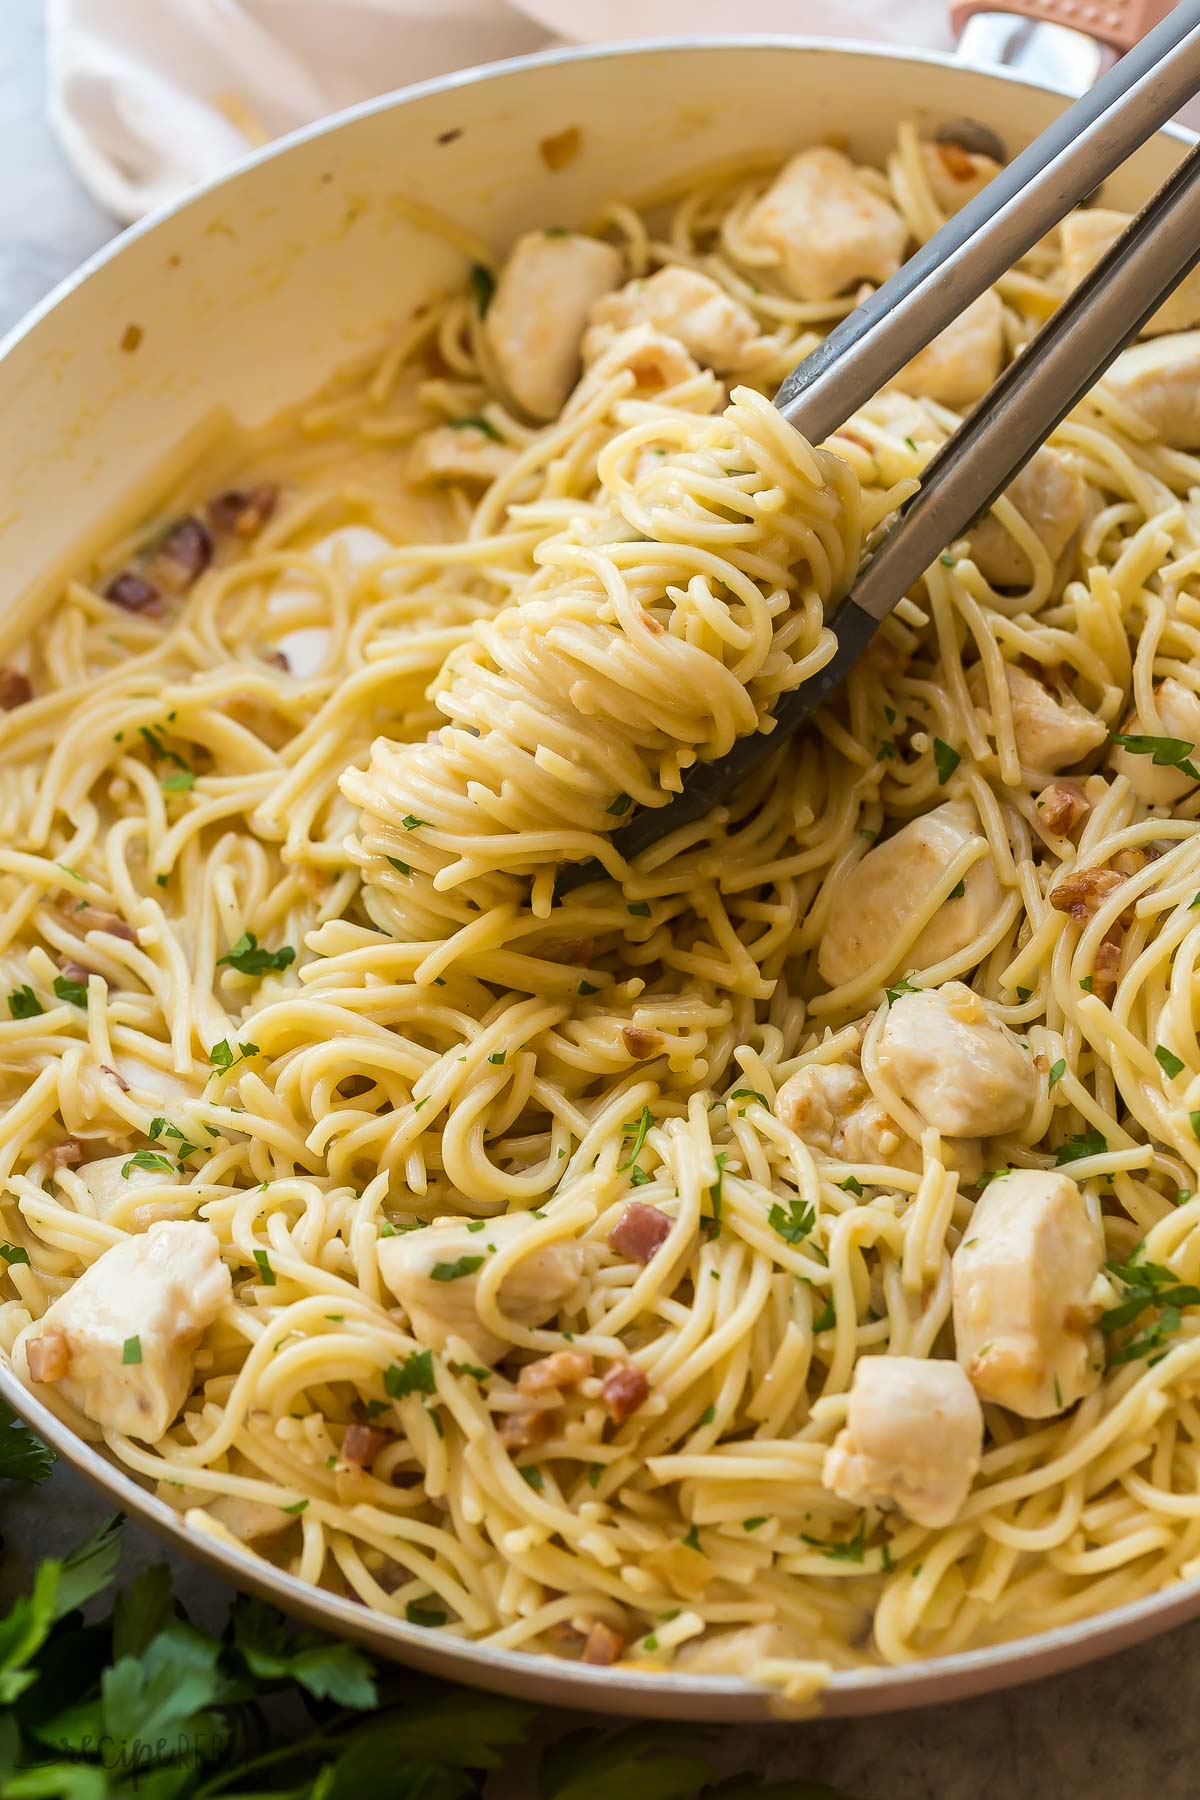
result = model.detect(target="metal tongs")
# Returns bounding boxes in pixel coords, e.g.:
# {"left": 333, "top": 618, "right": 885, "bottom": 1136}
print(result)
{"left": 560, "top": 0, "right": 1200, "bottom": 888}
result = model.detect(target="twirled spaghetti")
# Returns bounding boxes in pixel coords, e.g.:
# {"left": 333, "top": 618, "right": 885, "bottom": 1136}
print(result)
{"left": 5, "top": 123, "right": 1200, "bottom": 1701}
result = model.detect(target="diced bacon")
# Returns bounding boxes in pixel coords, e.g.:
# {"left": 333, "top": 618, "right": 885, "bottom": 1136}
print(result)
{"left": 517, "top": 1350, "right": 592, "bottom": 1393}
{"left": 27, "top": 1329, "right": 69, "bottom": 1382}
{"left": 542, "top": 936, "right": 594, "bottom": 965}
{"left": 0, "top": 668, "right": 32, "bottom": 710}
{"left": 601, "top": 1363, "right": 649, "bottom": 1423}
{"left": 499, "top": 1408, "right": 554, "bottom": 1449}
{"left": 47, "top": 1138, "right": 84, "bottom": 1170}
{"left": 208, "top": 484, "right": 279, "bottom": 537}
{"left": 150, "top": 517, "right": 213, "bottom": 591}
{"left": 76, "top": 906, "right": 136, "bottom": 942}
{"left": 582, "top": 1620, "right": 625, "bottom": 1665}
{"left": 99, "top": 1064, "right": 131, "bottom": 1092}
{"left": 341, "top": 1423, "right": 388, "bottom": 1466}
{"left": 104, "top": 573, "right": 161, "bottom": 615}
{"left": 607, "top": 1201, "right": 672, "bottom": 1264}
{"left": 59, "top": 961, "right": 93, "bottom": 985}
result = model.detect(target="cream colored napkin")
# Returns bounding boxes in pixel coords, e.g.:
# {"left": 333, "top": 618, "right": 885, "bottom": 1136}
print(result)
{"left": 46, "top": 0, "right": 951, "bottom": 222}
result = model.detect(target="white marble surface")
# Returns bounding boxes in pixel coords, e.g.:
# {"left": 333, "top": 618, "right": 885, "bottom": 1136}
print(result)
{"left": 2, "top": 2, "right": 1199, "bottom": 1792}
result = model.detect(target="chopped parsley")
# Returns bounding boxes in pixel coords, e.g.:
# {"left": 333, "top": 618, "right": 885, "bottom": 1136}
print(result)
{"left": 281, "top": 1499, "right": 309, "bottom": 1516}
{"left": 1110, "top": 732, "right": 1200, "bottom": 782}
{"left": 469, "top": 263, "right": 495, "bottom": 316}
{"left": 1, "top": 1243, "right": 30, "bottom": 1266}
{"left": 431, "top": 1256, "right": 484, "bottom": 1282}
{"left": 618, "top": 1106, "right": 653, "bottom": 1172}
{"left": 1079, "top": 975, "right": 1094, "bottom": 993}
{"left": 701, "top": 1151, "right": 727, "bottom": 1241}
{"left": 406, "top": 1602, "right": 447, "bottom": 1628}
{"left": 218, "top": 932, "right": 296, "bottom": 976}
{"left": 8, "top": 987, "right": 42, "bottom": 1020}
{"left": 518, "top": 1466, "right": 544, "bottom": 1491}
{"left": 488, "top": 1051, "right": 506, "bottom": 1065}
{"left": 802, "top": 1519, "right": 866, "bottom": 1563}
{"left": 885, "top": 977, "right": 919, "bottom": 1005}
{"left": 729, "top": 1087, "right": 768, "bottom": 1112}
{"left": 1048, "top": 1058, "right": 1066, "bottom": 1089}
{"left": 768, "top": 1198, "right": 815, "bottom": 1245}
{"left": 1016, "top": 986, "right": 1033, "bottom": 1002}
{"left": 386, "top": 1349, "right": 436, "bottom": 1397}
{"left": 387, "top": 857, "right": 411, "bottom": 875}
{"left": 840, "top": 1176, "right": 864, "bottom": 1196}
{"left": 811, "top": 1294, "right": 837, "bottom": 1332}
{"left": 161, "top": 770, "right": 195, "bottom": 793}
{"left": 121, "top": 1149, "right": 174, "bottom": 1178}
{"left": 52, "top": 975, "right": 87, "bottom": 1008}
{"left": 1156, "top": 1044, "right": 1186, "bottom": 1079}
{"left": 933, "top": 738, "right": 961, "bottom": 784}
{"left": 606, "top": 792, "right": 633, "bottom": 815}
{"left": 938, "top": 552, "right": 955, "bottom": 567}
{"left": 253, "top": 1248, "right": 276, "bottom": 1286}
{"left": 449, "top": 414, "right": 502, "bottom": 441}
{"left": 208, "top": 1038, "right": 259, "bottom": 1071}
{"left": 681, "top": 1526, "right": 702, "bottom": 1552}
{"left": 1103, "top": 1249, "right": 1200, "bottom": 1365}
{"left": 742, "top": 1517, "right": 767, "bottom": 1532}
{"left": 121, "top": 1336, "right": 142, "bottom": 1366}
{"left": 698, "top": 1405, "right": 715, "bottom": 1426}
{"left": 948, "top": 879, "right": 966, "bottom": 900}
{"left": 1054, "top": 1128, "right": 1107, "bottom": 1164}
{"left": 579, "top": 980, "right": 600, "bottom": 996}
{"left": 401, "top": 814, "right": 427, "bottom": 831}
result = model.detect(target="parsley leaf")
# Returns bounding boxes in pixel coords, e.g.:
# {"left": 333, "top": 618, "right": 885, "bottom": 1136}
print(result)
{"left": 1110, "top": 731, "right": 1200, "bottom": 782}
{"left": 52, "top": 974, "right": 87, "bottom": 1007}
{"left": 606, "top": 792, "right": 633, "bottom": 815}
{"left": 1103, "top": 1253, "right": 1200, "bottom": 1365}
{"left": 218, "top": 931, "right": 296, "bottom": 976}
{"left": 469, "top": 263, "right": 495, "bottom": 316}
{"left": 618, "top": 1105, "right": 653, "bottom": 1172}
{"left": 431, "top": 1255, "right": 485, "bottom": 1281}
{"left": 1156, "top": 1044, "right": 1186, "bottom": 1079}
{"left": 449, "top": 413, "right": 502, "bottom": 441}
{"left": 386, "top": 1349, "right": 436, "bottom": 1397}
{"left": 768, "top": 1198, "right": 816, "bottom": 1245}
{"left": 253, "top": 1248, "right": 276, "bottom": 1286}
{"left": 7, "top": 986, "right": 42, "bottom": 1020}
{"left": 885, "top": 977, "right": 918, "bottom": 1005}
{"left": 121, "top": 1149, "right": 175, "bottom": 1178}
{"left": 1055, "top": 1128, "right": 1108, "bottom": 1165}
{"left": 122, "top": 1335, "right": 142, "bottom": 1365}
{"left": 1048, "top": 1058, "right": 1066, "bottom": 1089}
{"left": 701, "top": 1150, "right": 727, "bottom": 1241}
{"left": 933, "top": 738, "right": 961, "bottom": 784}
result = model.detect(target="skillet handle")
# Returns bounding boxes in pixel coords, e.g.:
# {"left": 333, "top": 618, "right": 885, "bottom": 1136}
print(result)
{"left": 949, "top": 0, "right": 1178, "bottom": 89}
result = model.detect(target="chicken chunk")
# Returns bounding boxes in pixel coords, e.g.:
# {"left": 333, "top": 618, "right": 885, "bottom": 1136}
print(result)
{"left": 920, "top": 139, "right": 1002, "bottom": 215}
{"left": 775, "top": 1058, "right": 981, "bottom": 1180}
{"left": 1062, "top": 209, "right": 1200, "bottom": 335}
{"left": 377, "top": 1210, "right": 583, "bottom": 1362}
{"left": 877, "top": 982, "right": 1035, "bottom": 1138}
{"left": 1107, "top": 677, "right": 1200, "bottom": 804}
{"left": 25, "top": 1221, "right": 230, "bottom": 1441}
{"left": 952, "top": 1169, "right": 1106, "bottom": 1417}
{"left": 892, "top": 290, "right": 1004, "bottom": 409}
{"left": 1102, "top": 332, "right": 1200, "bottom": 448}
{"left": 61, "top": 1153, "right": 179, "bottom": 1231}
{"left": 740, "top": 148, "right": 908, "bottom": 301}
{"left": 675, "top": 1621, "right": 802, "bottom": 1675}
{"left": 485, "top": 231, "right": 623, "bottom": 420}
{"left": 570, "top": 324, "right": 701, "bottom": 412}
{"left": 583, "top": 267, "right": 764, "bottom": 374}
{"left": 823, "top": 1356, "right": 983, "bottom": 1529}
{"left": 407, "top": 423, "right": 516, "bottom": 486}
{"left": 818, "top": 800, "right": 1004, "bottom": 990}
{"left": 969, "top": 447, "right": 1085, "bottom": 588}
{"left": 966, "top": 662, "right": 1107, "bottom": 774}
